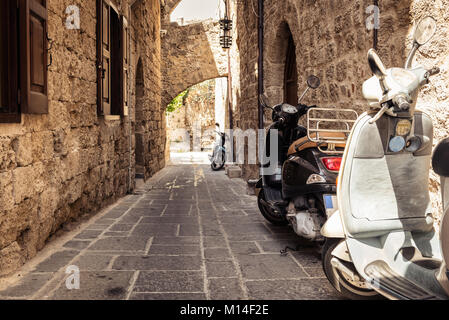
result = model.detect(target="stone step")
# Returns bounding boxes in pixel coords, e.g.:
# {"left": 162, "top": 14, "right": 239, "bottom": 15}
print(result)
{"left": 226, "top": 166, "right": 242, "bottom": 179}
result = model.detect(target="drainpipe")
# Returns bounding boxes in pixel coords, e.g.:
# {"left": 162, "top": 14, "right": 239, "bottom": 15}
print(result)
{"left": 227, "top": 55, "right": 234, "bottom": 130}
{"left": 373, "top": 0, "right": 378, "bottom": 50}
{"left": 257, "top": 0, "right": 264, "bottom": 130}
{"left": 225, "top": 0, "right": 235, "bottom": 163}
{"left": 226, "top": 0, "right": 233, "bottom": 131}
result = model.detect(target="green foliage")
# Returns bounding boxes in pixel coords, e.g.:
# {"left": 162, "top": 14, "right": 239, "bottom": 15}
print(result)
{"left": 166, "top": 89, "right": 189, "bottom": 113}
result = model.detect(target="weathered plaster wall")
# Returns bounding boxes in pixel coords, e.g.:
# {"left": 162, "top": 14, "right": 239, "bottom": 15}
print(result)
{"left": 230, "top": 0, "right": 449, "bottom": 219}
{"left": 0, "top": 0, "right": 164, "bottom": 276}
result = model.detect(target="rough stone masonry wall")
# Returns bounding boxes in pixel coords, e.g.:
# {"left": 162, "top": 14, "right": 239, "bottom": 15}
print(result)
{"left": 131, "top": 0, "right": 165, "bottom": 179}
{"left": 231, "top": 0, "right": 449, "bottom": 219}
{"left": 0, "top": 0, "right": 163, "bottom": 276}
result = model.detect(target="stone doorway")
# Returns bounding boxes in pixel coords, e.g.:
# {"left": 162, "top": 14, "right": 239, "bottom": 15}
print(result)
{"left": 135, "top": 58, "right": 145, "bottom": 180}
{"left": 284, "top": 30, "right": 298, "bottom": 106}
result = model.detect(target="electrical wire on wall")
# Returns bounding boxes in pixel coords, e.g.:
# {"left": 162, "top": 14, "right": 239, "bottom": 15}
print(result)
{"left": 250, "top": 0, "right": 259, "bottom": 17}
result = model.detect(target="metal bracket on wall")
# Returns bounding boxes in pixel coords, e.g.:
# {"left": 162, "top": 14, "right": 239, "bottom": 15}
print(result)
{"left": 47, "top": 33, "right": 54, "bottom": 69}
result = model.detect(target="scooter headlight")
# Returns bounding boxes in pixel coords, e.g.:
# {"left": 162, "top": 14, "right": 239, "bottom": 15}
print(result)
{"left": 396, "top": 119, "right": 412, "bottom": 136}
{"left": 307, "top": 174, "right": 326, "bottom": 184}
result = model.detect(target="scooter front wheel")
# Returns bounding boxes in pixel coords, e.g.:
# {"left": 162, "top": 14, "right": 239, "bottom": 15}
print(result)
{"left": 257, "top": 189, "right": 288, "bottom": 226}
{"left": 322, "top": 238, "right": 382, "bottom": 300}
{"left": 211, "top": 150, "right": 225, "bottom": 171}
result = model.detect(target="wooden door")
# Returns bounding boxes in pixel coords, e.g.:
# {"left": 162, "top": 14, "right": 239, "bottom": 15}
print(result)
{"left": 284, "top": 34, "right": 298, "bottom": 106}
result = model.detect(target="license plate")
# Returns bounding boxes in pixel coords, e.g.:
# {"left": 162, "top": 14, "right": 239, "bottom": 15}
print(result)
{"left": 324, "top": 194, "right": 338, "bottom": 217}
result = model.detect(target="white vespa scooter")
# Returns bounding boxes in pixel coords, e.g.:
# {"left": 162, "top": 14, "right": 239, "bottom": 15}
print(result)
{"left": 320, "top": 16, "right": 449, "bottom": 300}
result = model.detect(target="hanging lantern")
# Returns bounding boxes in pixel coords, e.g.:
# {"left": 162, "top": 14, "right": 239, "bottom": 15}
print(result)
{"left": 219, "top": 16, "right": 233, "bottom": 49}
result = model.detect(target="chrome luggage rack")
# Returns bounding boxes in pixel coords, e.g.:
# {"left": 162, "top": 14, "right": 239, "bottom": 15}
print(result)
{"left": 307, "top": 107, "right": 359, "bottom": 154}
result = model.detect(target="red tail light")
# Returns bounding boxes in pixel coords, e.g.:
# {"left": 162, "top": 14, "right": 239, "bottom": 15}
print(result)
{"left": 322, "top": 157, "right": 342, "bottom": 172}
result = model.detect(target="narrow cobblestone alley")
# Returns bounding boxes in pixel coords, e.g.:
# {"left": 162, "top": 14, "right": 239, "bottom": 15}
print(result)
{"left": 0, "top": 160, "right": 340, "bottom": 300}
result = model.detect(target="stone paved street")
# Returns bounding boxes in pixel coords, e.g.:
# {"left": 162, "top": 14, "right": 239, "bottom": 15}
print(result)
{"left": 0, "top": 160, "right": 341, "bottom": 300}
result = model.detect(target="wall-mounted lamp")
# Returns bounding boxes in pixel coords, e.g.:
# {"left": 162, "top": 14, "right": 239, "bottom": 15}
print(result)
{"left": 219, "top": 16, "right": 233, "bottom": 48}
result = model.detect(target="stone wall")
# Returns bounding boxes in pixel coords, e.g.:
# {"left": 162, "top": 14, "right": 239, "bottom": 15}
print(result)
{"left": 230, "top": 0, "right": 449, "bottom": 219}
{"left": 0, "top": 0, "right": 164, "bottom": 276}
{"left": 131, "top": 0, "right": 166, "bottom": 179}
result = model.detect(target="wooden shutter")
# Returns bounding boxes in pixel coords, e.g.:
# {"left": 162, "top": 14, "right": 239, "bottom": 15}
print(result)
{"left": 19, "top": 0, "right": 48, "bottom": 114}
{"left": 97, "top": 0, "right": 112, "bottom": 115}
{"left": 0, "top": 0, "right": 20, "bottom": 123}
{"left": 121, "top": 15, "right": 129, "bottom": 116}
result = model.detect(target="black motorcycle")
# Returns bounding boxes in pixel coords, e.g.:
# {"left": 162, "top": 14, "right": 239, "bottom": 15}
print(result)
{"left": 256, "top": 76, "right": 354, "bottom": 242}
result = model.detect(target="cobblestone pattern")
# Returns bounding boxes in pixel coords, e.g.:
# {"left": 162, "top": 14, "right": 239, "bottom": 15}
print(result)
{"left": 0, "top": 165, "right": 341, "bottom": 300}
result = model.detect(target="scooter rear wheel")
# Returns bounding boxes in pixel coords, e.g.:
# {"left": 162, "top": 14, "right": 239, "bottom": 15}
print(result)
{"left": 322, "top": 238, "right": 382, "bottom": 300}
{"left": 257, "top": 189, "right": 288, "bottom": 226}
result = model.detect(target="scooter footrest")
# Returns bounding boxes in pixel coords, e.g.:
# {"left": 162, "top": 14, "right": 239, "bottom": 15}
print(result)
{"left": 365, "top": 261, "right": 437, "bottom": 300}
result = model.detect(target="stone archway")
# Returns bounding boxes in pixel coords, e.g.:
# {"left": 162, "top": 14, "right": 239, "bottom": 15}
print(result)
{"left": 161, "top": 20, "right": 229, "bottom": 109}
{"left": 161, "top": 0, "right": 185, "bottom": 23}
{"left": 135, "top": 58, "right": 145, "bottom": 179}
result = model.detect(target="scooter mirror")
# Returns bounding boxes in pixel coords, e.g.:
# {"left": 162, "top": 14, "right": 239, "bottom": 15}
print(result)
{"left": 367, "top": 49, "right": 387, "bottom": 78}
{"left": 414, "top": 16, "right": 437, "bottom": 46}
{"left": 307, "top": 75, "right": 320, "bottom": 89}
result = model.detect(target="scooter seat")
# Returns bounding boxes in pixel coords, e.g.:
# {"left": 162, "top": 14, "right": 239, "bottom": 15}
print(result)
{"left": 288, "top": 132, "right": 346, "bottom": 155}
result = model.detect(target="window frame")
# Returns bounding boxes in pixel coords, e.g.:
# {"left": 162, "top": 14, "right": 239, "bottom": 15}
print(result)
{"left": 0, "top": 0, "right": 49, "bottom": 124}
{"left": 96, "top": 0, "right": 130, "bottom": 117}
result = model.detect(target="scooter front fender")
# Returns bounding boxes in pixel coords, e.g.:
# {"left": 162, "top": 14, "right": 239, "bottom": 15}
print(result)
{"left": 321, "top": 210, "right": 345, "bottom": 239}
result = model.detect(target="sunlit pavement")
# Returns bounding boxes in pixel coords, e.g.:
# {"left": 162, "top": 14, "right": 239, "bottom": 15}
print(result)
{"left": 170, "top": 152, "right": 211, "bottom": 165}
{"left": 0, "top": 154, "right": 341, "bottom": 300}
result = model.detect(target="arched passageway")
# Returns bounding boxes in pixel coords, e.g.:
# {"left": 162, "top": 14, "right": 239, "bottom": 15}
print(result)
{"left": 166, "top": 77, "right": 228, "bottom": 163}
{"left": 265, "top": 21, "right": 299, "bottom": 106}
{"left": 161, "top": 0, "right": 228, "bottom": 109}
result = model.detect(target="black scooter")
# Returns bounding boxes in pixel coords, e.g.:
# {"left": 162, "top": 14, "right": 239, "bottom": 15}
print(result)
{"left": 256, "top": 76, "right": 356, "bottom": 242}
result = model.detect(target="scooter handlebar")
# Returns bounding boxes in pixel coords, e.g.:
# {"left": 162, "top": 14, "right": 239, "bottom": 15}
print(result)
{"left": 424, "top": 67, "right": 440, "bottom": 84}
{"left": 427, "top": 66, "right": 440, "bottom": 77}
{"left": 296, "top": 104, "right": 318, "bottom": 117}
